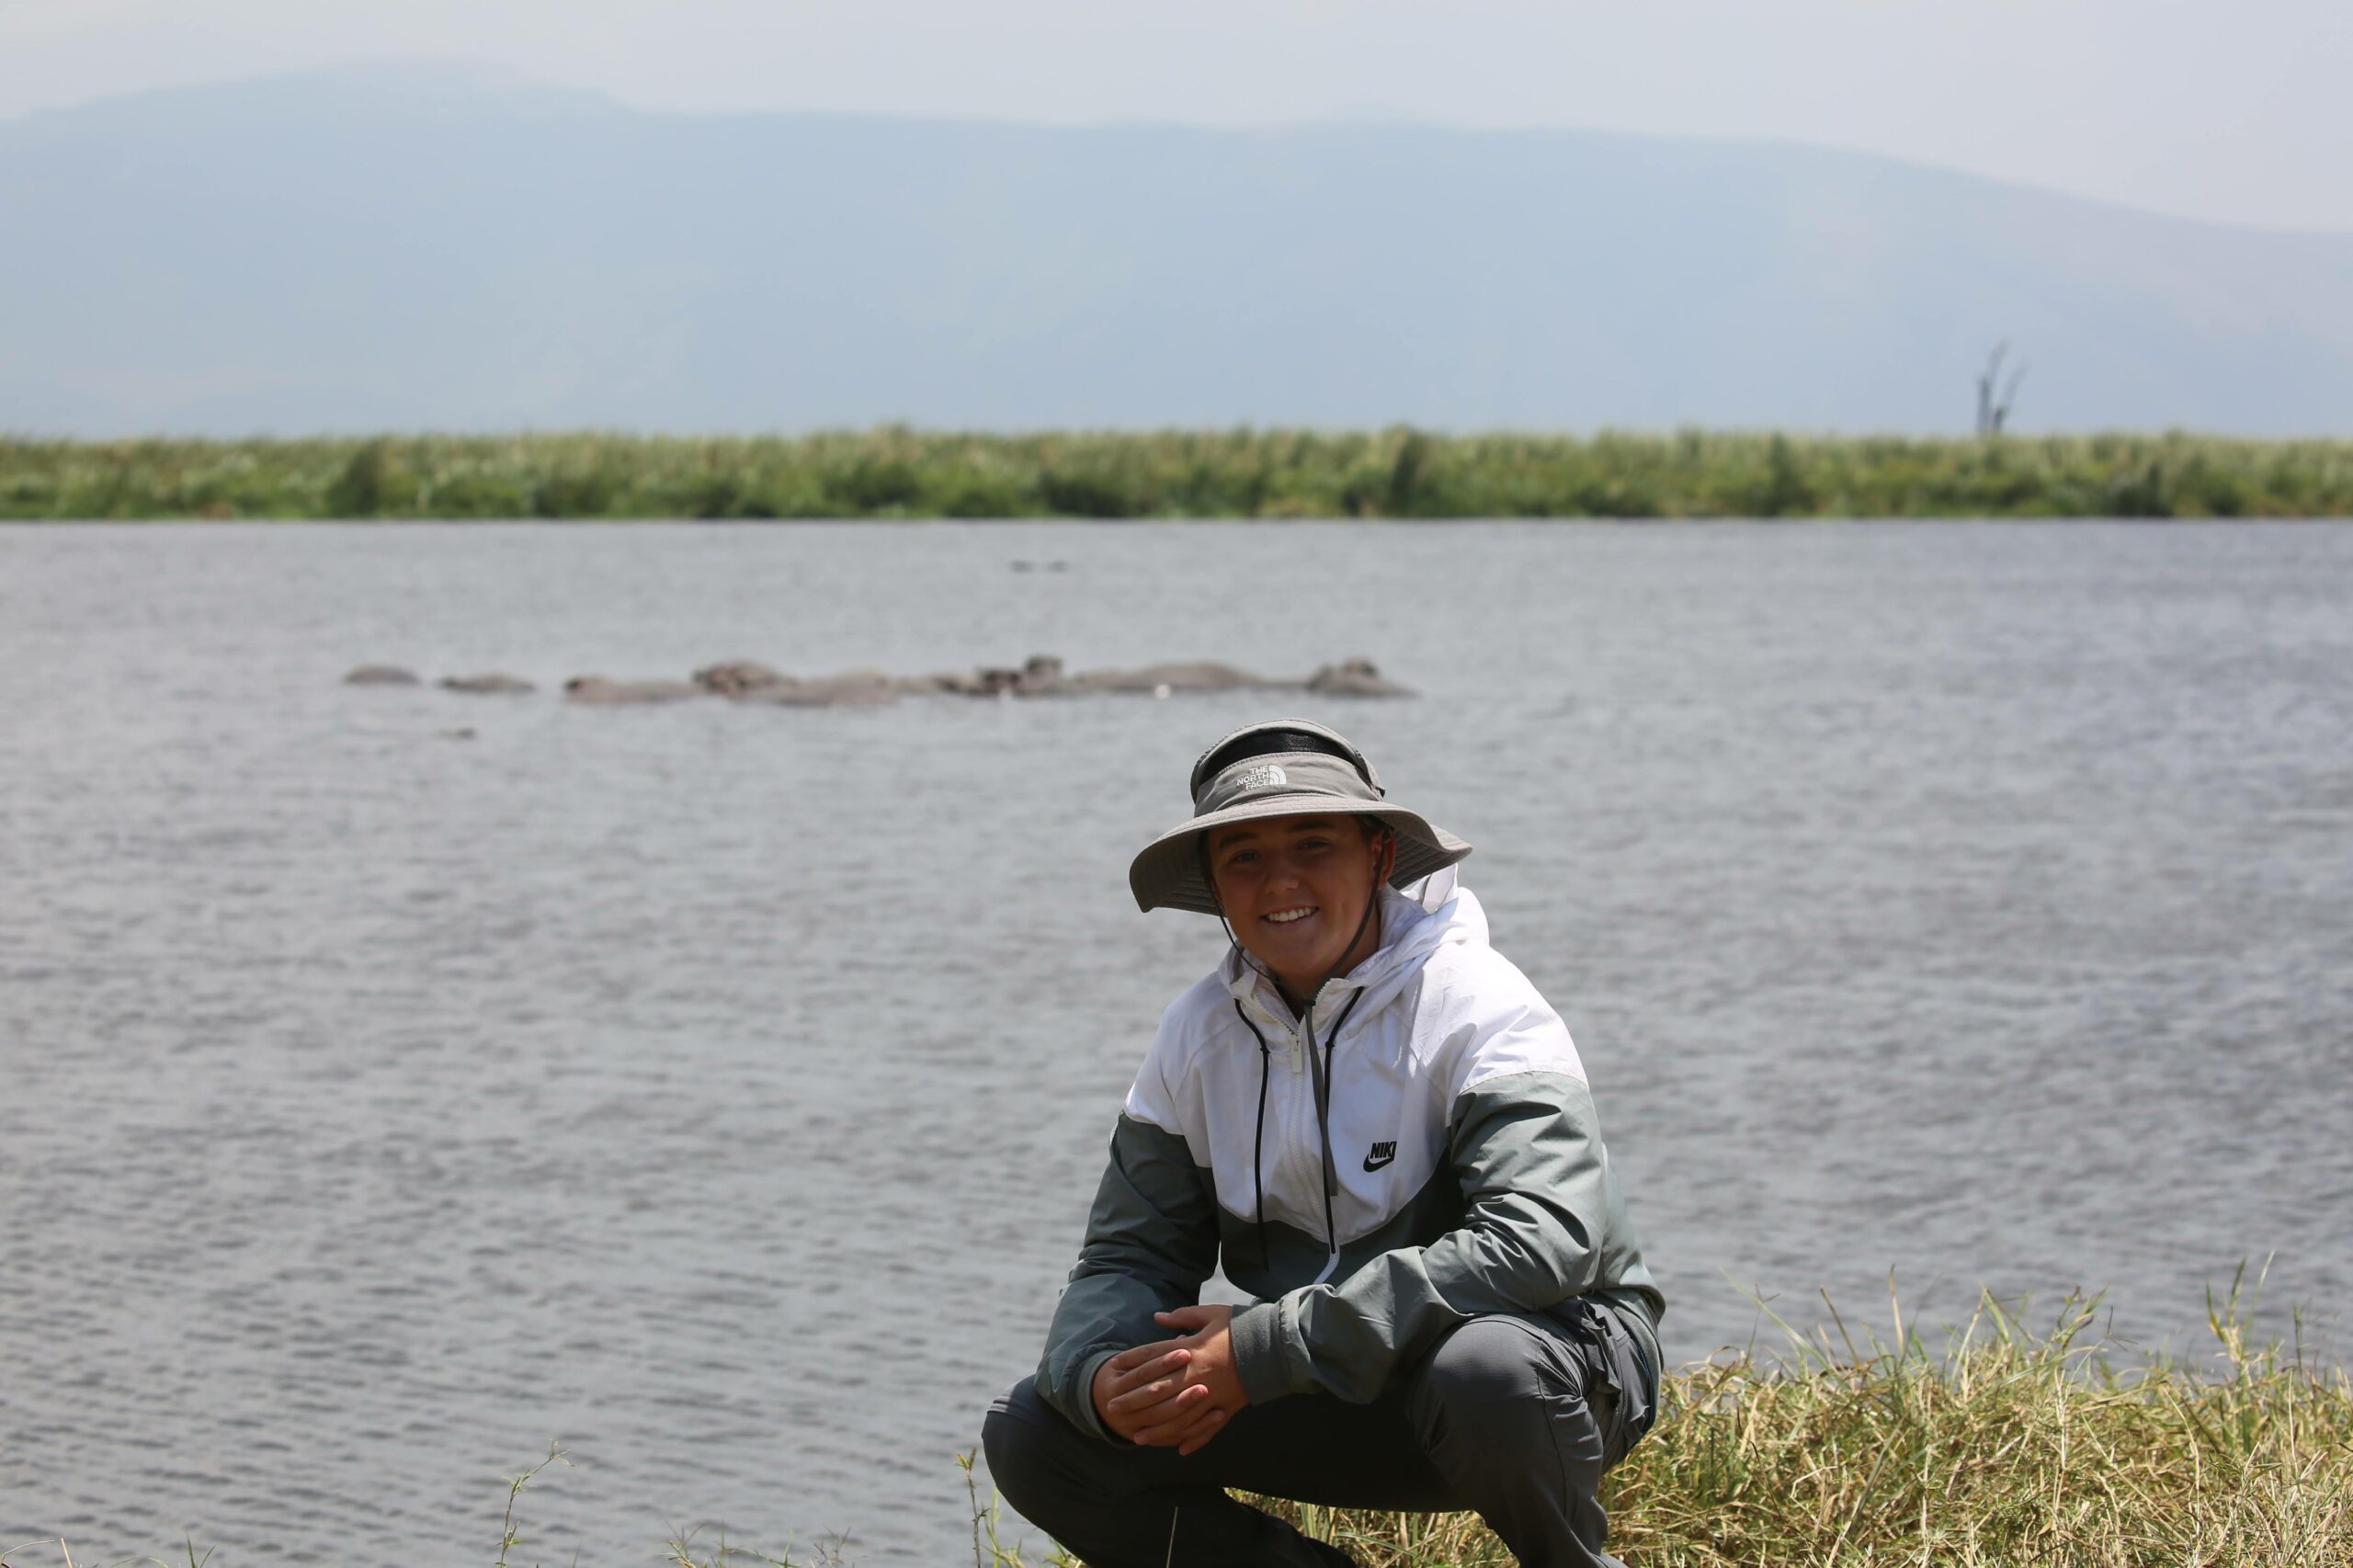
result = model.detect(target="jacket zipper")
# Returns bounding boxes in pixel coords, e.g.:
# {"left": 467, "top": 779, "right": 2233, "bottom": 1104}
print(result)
{"left": 1249, "top": 989, "right": 1355, "bottom": 1249}
{"left": 1290, "top": 993, "right": 1346, "bottom": 1258}
{"left": 1255, "top": 1004, "right": 1318, "bottom": 1234}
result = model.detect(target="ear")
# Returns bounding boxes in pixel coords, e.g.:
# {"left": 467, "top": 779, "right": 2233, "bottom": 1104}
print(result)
{"left": 1374, "top": 823, "right": 1398, "bottom": 883}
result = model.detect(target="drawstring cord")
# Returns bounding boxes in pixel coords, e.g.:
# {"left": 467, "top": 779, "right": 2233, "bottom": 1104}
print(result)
{"left": 1204, "top": 839, "right": 1282, "bottom": 1271}
{"left": 1231, "top": 1001, "right": 1274, "bottom": 1270}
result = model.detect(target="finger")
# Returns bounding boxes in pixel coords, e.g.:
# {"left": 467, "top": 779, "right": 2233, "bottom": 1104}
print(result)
{"left": 1165, "top": 1396, "right": 1229, "bottom": 1445}
{"left": 1165, "top": 1399, "right": 1230, "bottom": 1457}
{"left": 1127, "top": 1384, "right": 1213, "bottom": 1445}
{"left": 1108, "top": 1347, "right": 1190, "bottom": 1395}
{"left": 1123, "top": 1383, "right": 1209, "bottom": 1431}
{"left": 1154, "top": 1307, "right": 1213, "bottom": 1332}
{"left": 1106, "top": 1366, "right": 1199, "bottom": 1415}
{"left": 1104, "top": 1346, "right": 1186, "bottom": 1392}
{"left": 1176, "top": 1406, "right": 1231, "bottom": 1457}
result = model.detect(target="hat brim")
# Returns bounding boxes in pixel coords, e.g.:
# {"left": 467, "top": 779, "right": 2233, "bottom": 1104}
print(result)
{"left": 1129, "top": 795, "right": 1472, "bottom": 915}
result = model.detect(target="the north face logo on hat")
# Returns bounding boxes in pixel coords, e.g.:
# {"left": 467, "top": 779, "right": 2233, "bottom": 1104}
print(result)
{"left": 1228, "top": 764, "right": 1288, "bottom": 792}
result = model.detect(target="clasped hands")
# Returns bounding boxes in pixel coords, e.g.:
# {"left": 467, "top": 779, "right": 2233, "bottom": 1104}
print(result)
{"left": 1089, "top": 1303, "right": 1245, "bottom": 1455}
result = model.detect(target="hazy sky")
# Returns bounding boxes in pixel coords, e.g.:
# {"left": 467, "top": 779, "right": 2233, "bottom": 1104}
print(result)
{"left": 5, "top": 0, "right": 2348, "bottom": 232}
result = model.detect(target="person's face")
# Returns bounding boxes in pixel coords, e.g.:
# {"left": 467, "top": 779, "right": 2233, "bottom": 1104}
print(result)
{"left": 1205, "top": 813, "right": 1393, "bottom": 1000}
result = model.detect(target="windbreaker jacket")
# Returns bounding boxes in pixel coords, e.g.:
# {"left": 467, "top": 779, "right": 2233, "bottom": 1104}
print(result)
{"left": 1039, "top": 875, "right": 1663, "bottom": 1436}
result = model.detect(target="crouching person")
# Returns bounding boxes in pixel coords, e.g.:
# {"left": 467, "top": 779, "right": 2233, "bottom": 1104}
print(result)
{"left": 983, "top": 721, "right": 1665, "bottom": 1567}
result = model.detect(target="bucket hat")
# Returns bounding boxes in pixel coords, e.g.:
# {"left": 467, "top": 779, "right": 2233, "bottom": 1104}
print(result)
{"left": 1129, "top": 718, "right": 1472, "bottom": 915}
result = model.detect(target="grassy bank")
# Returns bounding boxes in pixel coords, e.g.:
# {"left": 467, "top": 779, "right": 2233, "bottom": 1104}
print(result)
{"left": 1229, "top": 1294, "right": 2353, "bottom": 1568}
{"left": 5, "top": 429, "right": 2352, "bottom": 520}
{"left": 766, "top": 1290, "right": 2352, "bottom": 1568}
{"left": 5, "top": 1293, "right": 2343, "bottom": 1568}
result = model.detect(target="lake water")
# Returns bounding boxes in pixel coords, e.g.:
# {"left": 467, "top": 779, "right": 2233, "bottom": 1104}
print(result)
{"left": 3, "top": 519, "right": 2348, "bottom": 1563}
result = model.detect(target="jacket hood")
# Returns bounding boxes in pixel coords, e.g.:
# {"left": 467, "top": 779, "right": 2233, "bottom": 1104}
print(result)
{"left": 1222, "top": 866, "right": 1484, "bottom": 1029}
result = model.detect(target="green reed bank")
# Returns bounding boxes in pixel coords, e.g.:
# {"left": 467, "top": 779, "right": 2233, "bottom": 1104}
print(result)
{"left": 6, "top": 430, "right": 2352, "bottom": 520}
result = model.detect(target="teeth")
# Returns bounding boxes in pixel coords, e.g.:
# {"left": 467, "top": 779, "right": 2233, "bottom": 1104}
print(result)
{"left": 1267, "top": 907, "right": 1315, "bottom": 925}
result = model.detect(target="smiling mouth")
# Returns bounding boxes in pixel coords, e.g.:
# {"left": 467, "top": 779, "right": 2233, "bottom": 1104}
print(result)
{"left": 1265, "top": 906, "right": 1317, "bottom": 926}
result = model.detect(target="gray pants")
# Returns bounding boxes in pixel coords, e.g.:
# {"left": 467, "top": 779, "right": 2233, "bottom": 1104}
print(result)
{"left": 982, "top": 1308, "right": 1652, "bottom": 1568}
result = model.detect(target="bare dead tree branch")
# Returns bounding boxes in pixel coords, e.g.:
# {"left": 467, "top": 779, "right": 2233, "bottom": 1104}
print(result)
{"left": 1977, "top": 341, "right": 2026, "bottom": 437}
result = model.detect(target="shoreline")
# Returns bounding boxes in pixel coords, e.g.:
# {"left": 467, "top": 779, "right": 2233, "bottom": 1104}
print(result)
{"left": 6, "top": 428, "right": 2351, "bottom": 520}
{"left": 10, "top": 1294, "right": 2346, "bottom": 1568}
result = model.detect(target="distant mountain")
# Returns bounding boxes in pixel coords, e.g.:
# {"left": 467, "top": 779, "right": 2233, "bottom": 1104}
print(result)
{"left": 4, "top": 62, "right": 2350, "bottom": 437}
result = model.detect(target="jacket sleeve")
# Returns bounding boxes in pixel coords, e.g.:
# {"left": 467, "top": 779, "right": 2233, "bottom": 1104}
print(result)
{"left": 1227, "top": 1058, "right": 1625, "bottom": 1406}
{"left": 1035, "top": 1110, "right": 1222, "bottom": 1438}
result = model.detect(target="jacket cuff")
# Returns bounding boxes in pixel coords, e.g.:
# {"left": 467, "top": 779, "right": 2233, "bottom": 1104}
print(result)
{"left": 1231, "top": 1301, "right": 1302, "bottom": 1405}
{"left": 1068, "top": 1349, "right": 1121, "bottom": 1441}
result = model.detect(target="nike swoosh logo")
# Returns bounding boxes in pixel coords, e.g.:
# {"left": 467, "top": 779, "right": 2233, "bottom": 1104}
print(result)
{"left": 1362, "top": 1144, "right": 1397, "bottom": 1172}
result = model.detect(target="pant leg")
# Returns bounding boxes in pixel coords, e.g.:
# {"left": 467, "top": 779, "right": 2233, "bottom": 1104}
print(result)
{"left": 982, "top": 1375, "right": 1454, "bottom": 1568}
{"left": 984, "top": 1309, "right": 1644, "bottom": 1568}
{"left": 1403, "top": 1312, "right": 1633, "bottom": 1568}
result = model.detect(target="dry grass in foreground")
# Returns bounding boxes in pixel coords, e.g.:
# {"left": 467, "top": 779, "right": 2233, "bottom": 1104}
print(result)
{"left": 6, "top": 1284, "right": 2344, "bottom": 1568}
{"left": 950, "top": 1283, "right": 2352, "bottom": 1568}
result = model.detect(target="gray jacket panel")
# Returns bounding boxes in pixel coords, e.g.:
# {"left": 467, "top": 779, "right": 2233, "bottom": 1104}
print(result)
{"left": 1036, "top": 1114, "right": 1219, "bottom": 1437}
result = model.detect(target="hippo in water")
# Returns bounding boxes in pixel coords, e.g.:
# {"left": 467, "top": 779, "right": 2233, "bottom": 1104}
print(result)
{"left": 1303, "top": 657, "right": 1415, "bottom": 698}
{"left": 344, "top": 665, "right": 421, "bottom": 687}
{"left": 901, "top": 654, "right": 1064, "bottom": 697}
{"left": 731, "top": 669, "right": 898, "bottom": 707}
{"left": 440, "top": 674, "right": 536, "bottom": 695}
{"left": 1064, "top": 661, "right": 1277, "bottom": 694}
{"left": 971, "top": 654, "right": 1069, "bottom": 696}
{"left": 563, "top": 676, "right": 700, "bottom": 705}
{"left": 693, "top": 661, "right": 790, "bottom": 696}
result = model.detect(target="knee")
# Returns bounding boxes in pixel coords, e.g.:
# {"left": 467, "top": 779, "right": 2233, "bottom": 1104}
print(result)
{"left": 1410, "top": 1315, "right": 1584, "bottom": 1440}
{"left": 980, "top": 1376, "right": 1069, "bottom": 1513}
